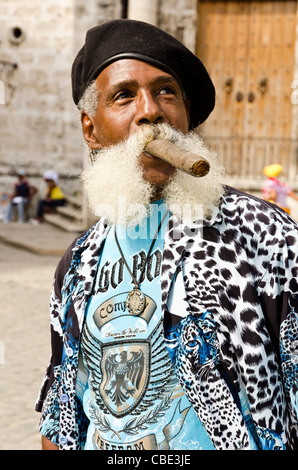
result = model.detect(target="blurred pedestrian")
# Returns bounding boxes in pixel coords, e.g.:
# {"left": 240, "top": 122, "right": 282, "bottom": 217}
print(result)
{"left": 30, "top": 170, "right": 66, "bottom": 224}
{"left": 262, "top": 164, "right": 298, "bottom": 214}
{"left": 0, "top": 193, "right": 8, "bottom": 221}
{"left": 4, "top": 169, "right": 36, "bottom": 223}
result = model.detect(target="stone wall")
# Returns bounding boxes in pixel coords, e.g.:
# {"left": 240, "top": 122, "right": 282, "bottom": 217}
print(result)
{"left": 0, "top": 1, "right": 117, "bottom": 193}
{"left": 0, "top": 0, "right": 197, "bottom": 197}
{"left": 159, "top": 0, "right": 197, "bottom": 53}
{"left": 0, "top": 0, "right": 78, "bottom": 194}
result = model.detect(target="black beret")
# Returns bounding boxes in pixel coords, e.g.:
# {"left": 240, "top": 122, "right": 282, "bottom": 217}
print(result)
{"left": 72, "top": 19, "right": 215, "bottom": 128}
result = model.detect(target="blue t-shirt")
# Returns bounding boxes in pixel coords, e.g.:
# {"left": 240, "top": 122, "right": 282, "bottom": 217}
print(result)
{"left": 78, "top": 201, "right": 214, "bottom": 450}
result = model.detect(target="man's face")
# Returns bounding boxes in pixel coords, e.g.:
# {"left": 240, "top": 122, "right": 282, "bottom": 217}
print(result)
{"left": 81, "top": 59, "right": 190, "bottom": 187}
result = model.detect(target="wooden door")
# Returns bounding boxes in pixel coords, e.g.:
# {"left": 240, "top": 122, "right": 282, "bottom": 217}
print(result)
{"left": 197, "top": 1, "right": 297, "bottom": 182}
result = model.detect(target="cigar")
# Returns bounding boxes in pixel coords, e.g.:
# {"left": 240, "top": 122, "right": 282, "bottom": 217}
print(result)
{"left": 145, "top": 139, "right": 210, "bottom": 177}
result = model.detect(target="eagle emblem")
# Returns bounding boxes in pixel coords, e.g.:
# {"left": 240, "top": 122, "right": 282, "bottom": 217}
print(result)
{"left": 100, "top": 342, "right": 150, "bottom": 417}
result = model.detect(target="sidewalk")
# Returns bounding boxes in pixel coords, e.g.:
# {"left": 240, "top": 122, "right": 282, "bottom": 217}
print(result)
{"left": 0, "top": 222, "right": 83, "bottom": 450}
{"left": 0, "top": 221, "right": 83, "bottom": 256}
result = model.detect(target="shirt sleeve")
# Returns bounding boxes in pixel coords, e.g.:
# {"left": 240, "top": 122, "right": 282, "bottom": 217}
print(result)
{"left": 278, "top": 230, "right": 298, "bottom": 430}
{"left": 34, "top": 278, "right": 64, "bottom": 444}
{"left": 35, "top": 238, "right": 79, "bottom": 444}
{"left": 258, "top": 228, "right": 298, "bottom": 438}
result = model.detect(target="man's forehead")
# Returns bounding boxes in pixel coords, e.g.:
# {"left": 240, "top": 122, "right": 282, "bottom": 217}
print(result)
{"left": 95, "top": 59, "right": 181, "bottom": 90}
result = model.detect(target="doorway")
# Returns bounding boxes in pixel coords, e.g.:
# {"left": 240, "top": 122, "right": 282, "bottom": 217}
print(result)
{"left": 197, "top": 1, "right": 297, "bottom": 181}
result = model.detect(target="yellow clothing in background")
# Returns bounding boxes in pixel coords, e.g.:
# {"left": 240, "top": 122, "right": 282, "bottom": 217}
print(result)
{"left": 49, "top": 186, "right": 65, "bottom": 200}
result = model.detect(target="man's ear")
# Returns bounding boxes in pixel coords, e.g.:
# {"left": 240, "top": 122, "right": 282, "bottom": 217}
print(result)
{"left": 81, "top": 112, "right": 102, "bottom": 149}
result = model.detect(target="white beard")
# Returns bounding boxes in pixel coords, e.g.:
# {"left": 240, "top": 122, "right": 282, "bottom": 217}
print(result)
{"left": 81, "top": 123, "right": 225, "bottom": 228}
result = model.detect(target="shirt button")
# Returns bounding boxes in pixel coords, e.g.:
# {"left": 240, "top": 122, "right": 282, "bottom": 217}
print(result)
{"left": 60, "top": 393, "right": 69, "bottom": 403}
{"left": 65, "top": 347, "right": 73, "bottom": 357}
{"left": 58, "top": 435, "right": 68, "bottom": 445}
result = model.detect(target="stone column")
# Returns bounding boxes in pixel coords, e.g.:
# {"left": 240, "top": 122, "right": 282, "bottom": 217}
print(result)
{"left": 128, "top": 0, "right": 158, "bottom": 25}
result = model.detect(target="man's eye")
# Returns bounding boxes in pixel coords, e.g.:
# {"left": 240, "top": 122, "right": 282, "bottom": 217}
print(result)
{"left": 159, "top": 86, "right": 176, "bottom": 96}
{"left": 115, "top": 90, "right": 132, "bottom": 101}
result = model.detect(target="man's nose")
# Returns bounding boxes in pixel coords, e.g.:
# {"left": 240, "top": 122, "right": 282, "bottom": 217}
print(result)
{"left": 135, "top": 90, "right": 164, "bottom": 125}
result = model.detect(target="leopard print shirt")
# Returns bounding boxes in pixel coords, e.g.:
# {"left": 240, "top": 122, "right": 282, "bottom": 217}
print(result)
{"left": 35, "top": 187, "right": 298, "bottom": 450}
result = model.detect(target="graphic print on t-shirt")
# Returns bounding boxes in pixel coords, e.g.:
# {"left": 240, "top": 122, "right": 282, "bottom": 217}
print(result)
{"left": 100, "top": 340, "right": 149, "bottom": 416}
{"left": 79, "top": 202, "right": 215, "bottom": 450}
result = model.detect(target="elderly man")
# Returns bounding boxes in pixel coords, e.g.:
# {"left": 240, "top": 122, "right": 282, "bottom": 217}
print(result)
{"left": 36, "top": 19, "right": 298, "bottom": 451}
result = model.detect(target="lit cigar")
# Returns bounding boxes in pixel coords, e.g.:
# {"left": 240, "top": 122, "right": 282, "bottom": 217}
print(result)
{"left": 145, "top": 139, "right": 210, "bottom": 177}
